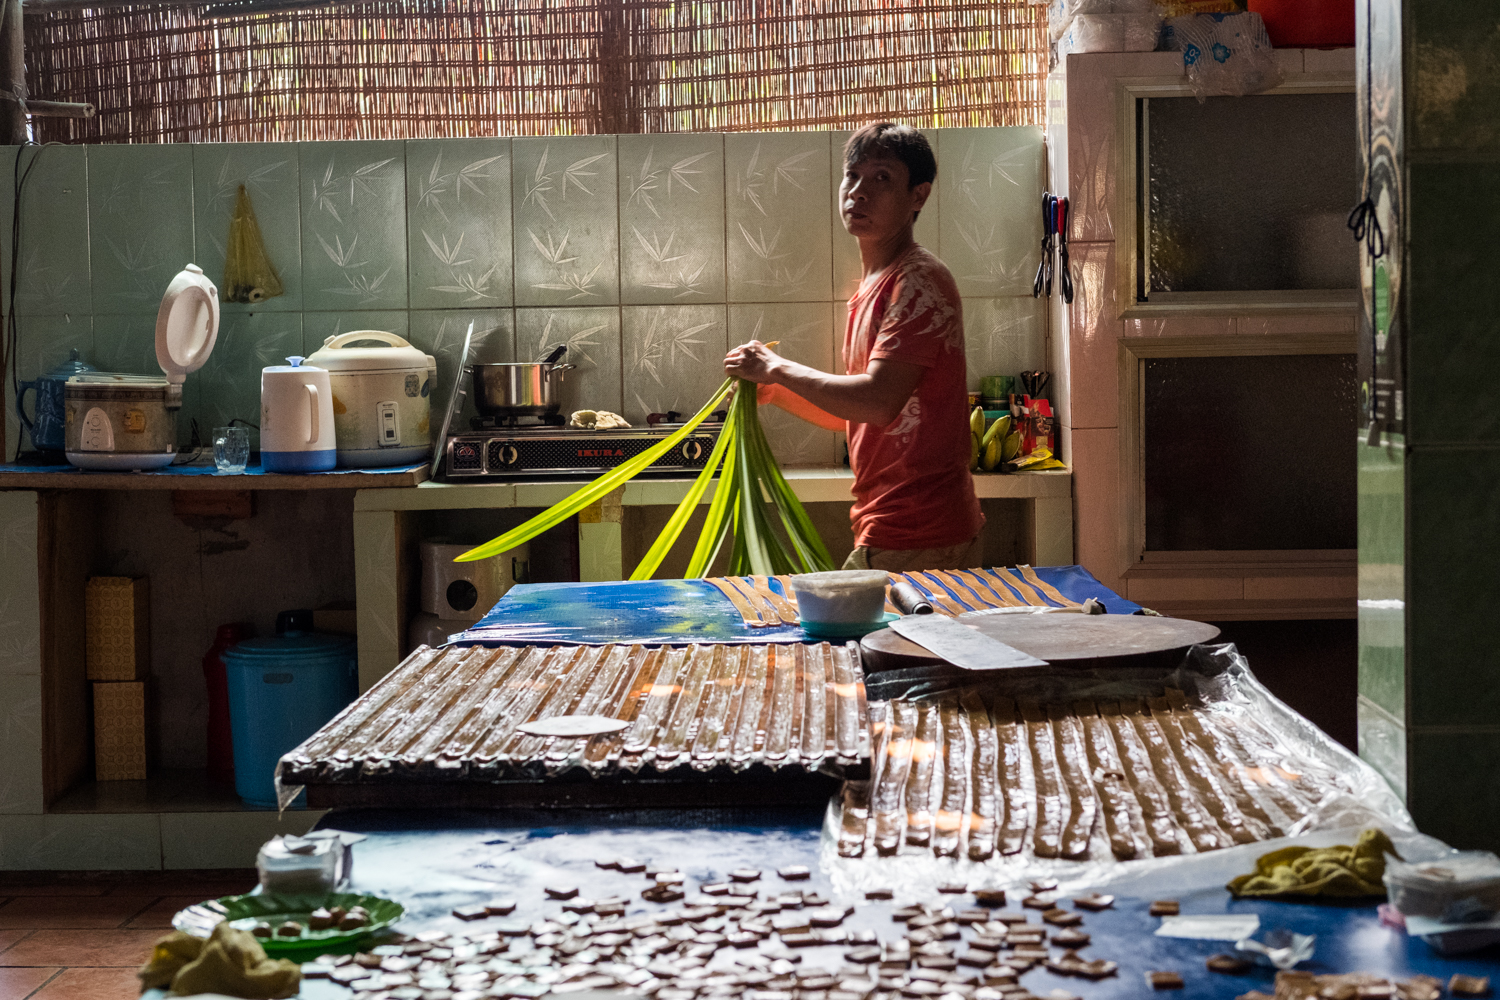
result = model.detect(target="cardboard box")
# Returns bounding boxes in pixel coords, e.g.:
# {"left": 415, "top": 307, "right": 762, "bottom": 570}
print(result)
{"left": 94, "top": 681, "right": 148, "bottom": 781}
{"left": 85, "top": 576, "right": 150, "bottom": 681}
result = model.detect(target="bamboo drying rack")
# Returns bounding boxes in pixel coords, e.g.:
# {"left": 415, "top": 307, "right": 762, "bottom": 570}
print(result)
{"left": 23, "top": 0, "right": 1049, "bottom": 143}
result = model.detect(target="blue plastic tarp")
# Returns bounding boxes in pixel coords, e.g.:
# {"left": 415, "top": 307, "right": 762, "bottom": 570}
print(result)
{"left": 456, "top": 565, "right": 1141, "bottom": 646}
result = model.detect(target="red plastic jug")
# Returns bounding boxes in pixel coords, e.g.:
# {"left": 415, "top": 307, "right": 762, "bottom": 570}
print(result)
{"left": 203, "top": 623, "right": 251, "bottom": 785}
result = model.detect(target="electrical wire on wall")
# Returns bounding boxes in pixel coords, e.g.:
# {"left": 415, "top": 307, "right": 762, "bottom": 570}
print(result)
{"left": 1346, "top": 0, "right": 1386, "bottom": 434}
{"left": 5, "top": 140, "right": 45, "bottom": 464}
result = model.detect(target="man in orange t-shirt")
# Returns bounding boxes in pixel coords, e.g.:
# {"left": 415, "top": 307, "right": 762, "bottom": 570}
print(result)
{"left": 724, "top": 122, "right": 984, "bottom": 572}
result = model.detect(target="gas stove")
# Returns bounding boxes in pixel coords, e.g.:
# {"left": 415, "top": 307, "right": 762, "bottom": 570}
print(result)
{"left": 443, "top": 415, "right": 724, "bottom": 479}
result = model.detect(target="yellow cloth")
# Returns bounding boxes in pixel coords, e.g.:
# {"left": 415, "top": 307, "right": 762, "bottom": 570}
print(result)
{"left": 1227, "top": 828, "right": 1401, "bottom": 899}
{"left": 138, "top": 923, "right": 301, "bottom": 999}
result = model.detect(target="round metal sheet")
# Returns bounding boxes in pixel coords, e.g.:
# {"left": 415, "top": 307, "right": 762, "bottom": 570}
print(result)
{"left": 860, "top": 612, "right": 1220, "bottom": 672}
{"left": 517, "top": 715, "right": 629, "bottom": 738}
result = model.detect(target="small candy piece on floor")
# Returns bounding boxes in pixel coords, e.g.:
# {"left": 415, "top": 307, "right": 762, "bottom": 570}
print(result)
{"left": 1149, "top": 900, "right": 1180, "bottom": 916}
{"left": 1148, "top": 971, "right": 1184, "bottom": 989}
{"left": 974, "top": 889, "right": 1007, "bottom": 907}
{"left": 938, "top": 882, "right": 967, "bottom": 894}
{"left": 730, "top": 867, "right": 762, "bottom": 882}
{"left": 1206, "top": 954, "right": 1251, "bottom": 974}
{"left": 250, "top": 922, "right": 273, "bottom": 938}
{"left": 778, "top": 865, "right": 811, "bottom": 880}
{"left": 545, "top": 885, "right": 580, "bottom": 900}
{"left": 642, "top": 885, "right": 685, "bottom": 903}
{"left": 955, "top": 909, "right": 990, "bottom": 924}
{"left": 276, "top": 921, "right": 303, "bottom": 937}
{"left": 485, "top": 899, "right": 517, "bottom": 916}
{"left": 1021, "top": 895, "right": 1056, "bottom": 910}
{"left": 1401, "top": 975, "right": 1444, "bottom": 1000}
{"left": 1072, "top": 893, "right": 1114, "bottom": 911}
{"left": 308, "top": 907, "right": 334, "bottom": 930}
{"left": 1080, "top": 959, "right": 1119, "bottom": 979}
{"left": 1045, "top": 989, "right": 1082, "bottom": 1000}
{"left": 1051, "top": 929, "right": 1090, "bottom": 948}
{"left": 1029, "top": 879, "right": 1058, "bottom": 893}
{"left": 301, "top": 962, "right": 335, "bottom": 979}
{"left": 1451, "top": 975, "right": 1492, "bottom": 998}
{"left": 616, "top": 858, "right": 646, "bottom": 873}
{"left": 594, "top": 858, "right": 618, "bottom": 869}
{"left": 1042, "top": 908, "right": 1082, "bottom": 927}
{"left": 865, "top": 888, "right": 895, "bottom": 900}
{"left": 452, "top": 905, "right": 489, "bottom": 921}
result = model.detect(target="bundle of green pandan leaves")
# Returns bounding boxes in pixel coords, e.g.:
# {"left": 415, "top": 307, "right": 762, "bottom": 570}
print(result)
{"left": 456, "top": 370, "right": 835, "bottom": 579}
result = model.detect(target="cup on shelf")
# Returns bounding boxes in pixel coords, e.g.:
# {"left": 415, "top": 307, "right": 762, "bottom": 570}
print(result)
{"left": 213, "top": 425, "right": 250, "bottom": 474}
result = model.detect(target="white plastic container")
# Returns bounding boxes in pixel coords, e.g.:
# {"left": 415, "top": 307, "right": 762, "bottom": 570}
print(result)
{"left": 789, "top": 570, "right": 889, "bottom": 624}
{"left": 1384, "top": 853, "right": 1500, "bottom": 921}
{"left": 261, "top": 356, "right": 337, "bottom": 473}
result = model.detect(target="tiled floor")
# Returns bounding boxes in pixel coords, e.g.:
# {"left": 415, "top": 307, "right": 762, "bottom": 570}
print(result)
{"left": 0, "top": 870, "right": 255, "bottom": 999}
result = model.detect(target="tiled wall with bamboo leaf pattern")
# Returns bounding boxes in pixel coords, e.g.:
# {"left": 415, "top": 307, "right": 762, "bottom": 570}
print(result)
{"left": 3, "top": 129, "right": 1046, "bottom": 465}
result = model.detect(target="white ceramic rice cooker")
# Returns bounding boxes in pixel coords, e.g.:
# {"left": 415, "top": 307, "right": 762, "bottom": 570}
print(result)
{"left": 260, "top": 356, "right": 337, "bottom": 472}
{"left": 305, "top": 331, "right": 436, "bottom": 467}
{"left": 64, "top": 264, "right": 219, "bottom": 470}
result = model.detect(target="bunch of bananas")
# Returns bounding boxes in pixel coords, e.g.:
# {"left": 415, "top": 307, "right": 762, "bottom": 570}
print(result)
{"left": 969, "top": 407, "right": 1022, "bottom": 473}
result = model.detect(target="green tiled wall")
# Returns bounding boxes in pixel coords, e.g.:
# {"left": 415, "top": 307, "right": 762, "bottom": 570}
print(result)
{"left": 4, "top": 131, "right": 1048, "bottom": 464}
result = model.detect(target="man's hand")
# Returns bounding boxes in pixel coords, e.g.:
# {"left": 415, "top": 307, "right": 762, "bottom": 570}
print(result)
{"left": 724, "top": 340, "right": 780, "bottom": 384}
{"left": 723, "top": 339, "right": 927, "bottom": 428}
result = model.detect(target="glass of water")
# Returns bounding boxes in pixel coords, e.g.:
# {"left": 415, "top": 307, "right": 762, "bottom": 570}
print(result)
{"left": 213, "top": 425, "right": 250, "bottom": 474}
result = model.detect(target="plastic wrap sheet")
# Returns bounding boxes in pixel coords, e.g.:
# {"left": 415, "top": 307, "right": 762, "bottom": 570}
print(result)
{"left": 275, "top": 640, "right": 869, "bottom": 809}
{"left": 823, "top": 643, "right": 1414, "bottom": 900}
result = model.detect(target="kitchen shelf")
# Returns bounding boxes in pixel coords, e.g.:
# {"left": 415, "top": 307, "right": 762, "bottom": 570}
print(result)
{"left": 353, "top": 466, "right": 1071, "bottom": 512}
{"left": 49, "top": 768, "right": 265, "bottom": 814}
{"left": 0, "top": 462, "right": 429, "bottom": 490}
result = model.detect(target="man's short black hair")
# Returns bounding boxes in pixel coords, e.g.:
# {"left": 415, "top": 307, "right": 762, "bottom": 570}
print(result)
{"left": 842, "top": 122, "right": 937, "bottom": 188}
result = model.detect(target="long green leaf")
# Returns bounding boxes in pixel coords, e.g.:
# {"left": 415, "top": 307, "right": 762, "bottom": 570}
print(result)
{"left": 685, "top": 433, "right": 739, "bottom": 577}
{"left": 455, "top": 378, "right": 734, "bottom": 563}
{"left": 629, "top": 418, "right": 736, "bottom": 581}
{"left": 742, "top": 393, "right": 835, "bottom": 571}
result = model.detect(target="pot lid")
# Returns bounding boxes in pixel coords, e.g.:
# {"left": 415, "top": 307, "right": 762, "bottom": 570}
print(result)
{"left": 262, "top": 355, "right": 327, "bottom": 374}
{"left": 67, "top": 373, "right": 170, "bottom": 387}
{"left": 43, "top": 348, "right": 96, "bottom": 382}
{"left": 306, "top": 330, "right": 434, "bottom": 372}
{"left": 224, "top": 630, "right": 356, "bottom": 660}
{"left": 155, "top": 264, "right": 220, "bottom": 384}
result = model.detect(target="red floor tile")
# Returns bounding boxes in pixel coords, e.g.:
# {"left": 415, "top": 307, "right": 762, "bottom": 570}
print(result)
{"left": 0, "top": 897, "right": 158, "bottom": 930}
{"left": 0, "top": 967, "right": 59, "bottom": 998}
{"left": 0, "top": 929, "right": 31, "bottom": 954}
{"left": 122, "top": 897, "right": 200, "bottom": 930}
{"left": 28, "top": 967, "right": 140, "bottom": 1000}
{"left": 0, "top": 930, "right": 162, "bottom": 967}
{"left": 0, "top": 885, "right": 111, "bottom": 898}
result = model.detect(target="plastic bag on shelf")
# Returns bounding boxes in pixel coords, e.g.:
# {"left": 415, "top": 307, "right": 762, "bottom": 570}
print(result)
{"left": 1168, "top": 12, "right": 1285, "bottom": 100}
{"left": 1057, "top": 12, "right": 1164, "bottom": 55}
{"left": 1049, "top": 0, "right": 1158, "bottom": 42}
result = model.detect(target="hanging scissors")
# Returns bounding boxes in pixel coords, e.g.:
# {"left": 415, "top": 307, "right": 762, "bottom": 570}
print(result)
{"left": 1032, "top": 193, "right": 1057, "bottom": 298}
{"left": 1056, "top": 196, "right": 1074, "bottom": 304}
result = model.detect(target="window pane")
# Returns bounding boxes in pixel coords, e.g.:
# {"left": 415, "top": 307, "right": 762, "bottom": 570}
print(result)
{"left": 1144, "top": 354, "right": 1357, "bottom": 551}
{"left": 1146, "top": 93, "right": 1358, "bottom": 294}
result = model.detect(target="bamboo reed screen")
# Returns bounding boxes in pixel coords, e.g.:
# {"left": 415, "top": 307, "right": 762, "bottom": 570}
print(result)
{"left": 25, "top": 0, "right": 1049, "bottom": 144}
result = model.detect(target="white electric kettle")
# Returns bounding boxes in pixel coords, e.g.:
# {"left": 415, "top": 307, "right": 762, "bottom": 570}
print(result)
{"left": 261, "top": 356, "right": 336, "bottom": 473}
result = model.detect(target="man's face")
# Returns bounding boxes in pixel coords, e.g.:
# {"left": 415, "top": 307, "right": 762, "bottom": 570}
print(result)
{"left": 839, "top": 154, "right": 931, "bottom": 241}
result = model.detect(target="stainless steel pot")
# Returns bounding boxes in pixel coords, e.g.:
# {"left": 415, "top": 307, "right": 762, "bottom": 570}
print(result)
{"left": 469, "top": 346, "right": 575, "bottom": 416}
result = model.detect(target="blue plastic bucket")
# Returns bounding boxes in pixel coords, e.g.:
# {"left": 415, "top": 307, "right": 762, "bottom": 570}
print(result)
{"left": 223, "top": 631, "right": 357, "bottom": 808}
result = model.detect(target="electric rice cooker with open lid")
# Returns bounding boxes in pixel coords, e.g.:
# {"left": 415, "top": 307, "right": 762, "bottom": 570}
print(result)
{"left": 64, "top": 264, "right": 219, "bottom": 470}
{"left": 305, "top": 331, "right": 435, "bottom": 467}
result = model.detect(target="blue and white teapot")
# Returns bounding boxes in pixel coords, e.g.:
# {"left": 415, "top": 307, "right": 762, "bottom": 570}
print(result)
{"left": 17, "top": 348, "right": 95, "bottom": 452}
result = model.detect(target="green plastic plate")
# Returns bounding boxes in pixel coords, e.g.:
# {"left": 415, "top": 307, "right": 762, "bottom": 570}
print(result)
{"left": 172, "top": 891, "right": 404, "bottom": 957}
